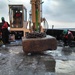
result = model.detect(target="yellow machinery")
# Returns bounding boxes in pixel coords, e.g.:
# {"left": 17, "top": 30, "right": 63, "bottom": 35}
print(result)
{"left": 9, "top": 5, "right": 29, "bottom": 39}
{"left": 8, "top": 1, "right": 57, "bottom": 54}
{"left": 22, "top": 0, "right": 57, "bottom": 54}
{"left": 9, "top": 1, "right": 46, "bottom": 39}
{"left": 29, "top": 0, "right": 45, "bottom": 33}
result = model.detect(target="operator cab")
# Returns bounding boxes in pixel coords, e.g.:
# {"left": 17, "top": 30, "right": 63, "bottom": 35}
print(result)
{"left": 9, "top": 5, "right": 27, "bottom": 28}
{"left": 9, "top": 5, "right": 29, "bottom": 39}
{"left": 12, "top": 9, "right": 22, "bottom": 28}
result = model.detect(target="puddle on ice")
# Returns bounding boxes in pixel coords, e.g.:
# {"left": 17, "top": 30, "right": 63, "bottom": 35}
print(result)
{"left": 8, "top": 46, "right": 23, "bottom": 55}
{"left": 55, "top": 60, "right": 75, "bottom": 74}
{"left": 44, "top": 47, "right": 63, "bottom": 57}
{"left": 9, "top": 49, "right": 20, "bottom": 54}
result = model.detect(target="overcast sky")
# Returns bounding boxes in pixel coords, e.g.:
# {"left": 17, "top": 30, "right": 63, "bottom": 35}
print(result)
{"left": 0, "top": 0, "right": 75, "bottom": 28}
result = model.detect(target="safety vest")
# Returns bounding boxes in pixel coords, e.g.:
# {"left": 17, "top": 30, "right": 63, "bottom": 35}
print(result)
{"left": 2, "top": 22, "right": 8, "bottom": 29}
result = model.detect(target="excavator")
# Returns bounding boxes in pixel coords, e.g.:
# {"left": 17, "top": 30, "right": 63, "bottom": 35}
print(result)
{"left": 9, "top": 0, "right": 57, "bottom": 54}
{"left": 9, "top": 0, "right": 48, "bottom": 39}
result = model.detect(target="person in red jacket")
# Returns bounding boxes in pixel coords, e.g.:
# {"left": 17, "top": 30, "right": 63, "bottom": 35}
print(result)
{"left": 62, "top": 29, "right": 74, "bottom": 46}
{"left": 1, "top": 17, "right": 10, "bottom": 45}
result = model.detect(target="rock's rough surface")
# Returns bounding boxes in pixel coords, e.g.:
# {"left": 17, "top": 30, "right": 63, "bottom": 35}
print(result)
{"left": 22, "top": 35, "right": 57, "bottom": 54}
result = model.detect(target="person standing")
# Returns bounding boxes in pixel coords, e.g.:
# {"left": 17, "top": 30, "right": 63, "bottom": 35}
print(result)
{"left": 1, "top": 17, "right": 10, "bottom": 45}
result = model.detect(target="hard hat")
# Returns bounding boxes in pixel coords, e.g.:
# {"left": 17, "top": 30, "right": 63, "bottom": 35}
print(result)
{"left": 1, "top": 17, "right": 5, "bottom": 20}
{"left": 63, "top": 30, "right": 68, "bottom": 35}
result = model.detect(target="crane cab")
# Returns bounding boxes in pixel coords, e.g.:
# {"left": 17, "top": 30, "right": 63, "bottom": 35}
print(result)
{"left": 9, "top": 5, "right": 29, "bottom": 39}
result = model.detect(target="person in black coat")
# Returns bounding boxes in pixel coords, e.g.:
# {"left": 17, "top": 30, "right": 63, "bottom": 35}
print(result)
{"left": 1, "top": 17, "right": 10, "bottom": 44}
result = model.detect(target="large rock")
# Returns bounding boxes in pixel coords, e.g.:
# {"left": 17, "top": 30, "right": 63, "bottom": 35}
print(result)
{"left": 22, "top": 35, "right": 57, "bottom": 54}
